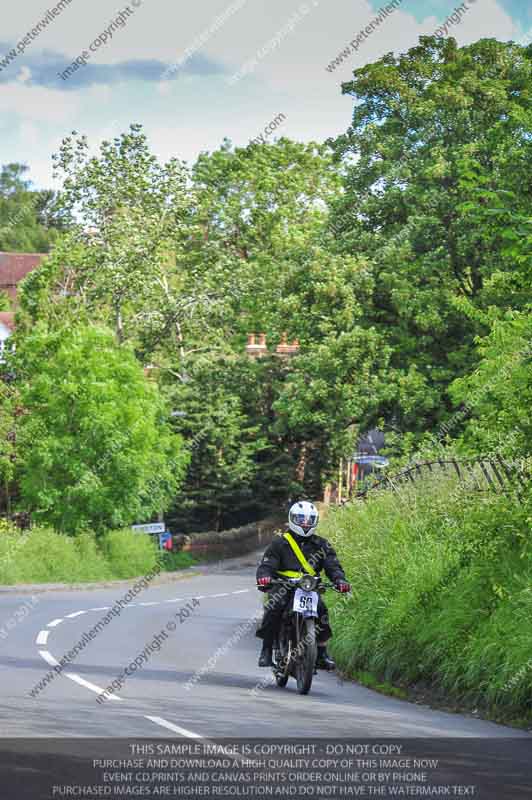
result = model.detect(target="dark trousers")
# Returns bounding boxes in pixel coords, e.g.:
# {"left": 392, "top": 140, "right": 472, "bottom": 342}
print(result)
{"left": 256, "top": 582, "right": 332, "bottom": 646}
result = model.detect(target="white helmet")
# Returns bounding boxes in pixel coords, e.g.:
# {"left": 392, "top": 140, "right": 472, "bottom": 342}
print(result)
{"left": 288, "top": 501, "right": 319, "bottom": 538}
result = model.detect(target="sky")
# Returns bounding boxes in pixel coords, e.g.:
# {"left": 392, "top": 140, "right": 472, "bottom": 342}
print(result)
{"left": 0, "top": 0, "right": 530, "bottom": 189}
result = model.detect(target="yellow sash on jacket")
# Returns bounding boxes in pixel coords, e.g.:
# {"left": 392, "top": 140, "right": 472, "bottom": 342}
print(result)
{"left": 277, "top": 532, "right": 317, "bottom": 578}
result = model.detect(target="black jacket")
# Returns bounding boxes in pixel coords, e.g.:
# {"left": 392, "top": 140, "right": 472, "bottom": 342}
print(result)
{"left": 256, "top": 532, "right": 346, "bottom": 583}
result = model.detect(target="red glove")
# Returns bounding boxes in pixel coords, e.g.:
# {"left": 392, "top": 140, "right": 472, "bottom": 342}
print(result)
{"left": 257, "top": 577, "right": 272, "bottom": 590}
{"left": 336, "top": 581, "right": 351, "bottom": 593}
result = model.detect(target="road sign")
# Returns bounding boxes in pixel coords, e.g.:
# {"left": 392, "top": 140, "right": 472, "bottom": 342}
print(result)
{"left": 159, "top": 531, "right": 173, "bottom": 551}
{"left": 353, "top": 455, "right": 389, "bottom": 468}
{"left": 131, "top": 522, "right": 165, "bottom": 534}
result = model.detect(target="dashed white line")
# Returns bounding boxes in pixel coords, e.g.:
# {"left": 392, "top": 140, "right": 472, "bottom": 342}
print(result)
{"left": 40, "top": 650, "right": 60, "bottom": 667}
{"left": 65, "top": 672, "right": 122, "bottom": 701}
{"left": 145, "top": 716, "right": 203, "bottom": 738}
{"left": 36, "top": 587, "right": 251, "bottom": 712}
{"left": 36, "top": 630, "right": 49, "bottom": 646}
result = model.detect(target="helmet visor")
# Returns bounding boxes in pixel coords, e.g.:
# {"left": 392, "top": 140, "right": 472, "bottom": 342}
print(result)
{"left": 290, "top": 512, "right": 317, "bottom": 530}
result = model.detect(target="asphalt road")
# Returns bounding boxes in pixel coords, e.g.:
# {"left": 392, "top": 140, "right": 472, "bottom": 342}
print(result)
{"left": 0, "top": 553, "right": 530, "bottom": 740}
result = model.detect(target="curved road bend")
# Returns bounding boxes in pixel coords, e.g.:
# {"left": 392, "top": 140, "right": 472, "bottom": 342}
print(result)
{"left": 0, "top": 553, "right": 530, "bottom": 740}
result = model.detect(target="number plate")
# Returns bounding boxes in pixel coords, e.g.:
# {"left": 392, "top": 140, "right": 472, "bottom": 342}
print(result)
{"left": 293, "top": 588, "right": 319, "bottom": 617}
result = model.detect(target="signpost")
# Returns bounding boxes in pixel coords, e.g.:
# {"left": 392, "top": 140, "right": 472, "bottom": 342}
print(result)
{"left": 353, "top": 455, "right": 389, "bottom": 468}
{"left": 132, "top": 522, "right": 173, "bottom": 551}
{"left": 131, "top": 522, "right": 165, "bottom": 534}
{"left": 351, "top": 454, "right": 389, "bottom": 498}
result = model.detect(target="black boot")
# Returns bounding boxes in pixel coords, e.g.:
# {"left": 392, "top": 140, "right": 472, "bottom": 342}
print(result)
{"left": 258, "top": 641, "right": 273, "bottom": 667}
{"left": 316, "top": 646, "right": 335, "bottom": 671}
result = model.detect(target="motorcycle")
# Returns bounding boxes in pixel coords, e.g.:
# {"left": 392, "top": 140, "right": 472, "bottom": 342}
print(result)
{"left": 270, "top": 575, "right": 337, "bottom": 695}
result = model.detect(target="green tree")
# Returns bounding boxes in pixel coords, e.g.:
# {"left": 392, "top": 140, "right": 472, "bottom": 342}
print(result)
{"left": 164, "top": 354, "right": 269, "bottom": 531}
{"left": 330, "top": 36, "right": 532, "bottom": 444}
{"left": 187, "top": 139, "right": 387, "bottom": 491}
{"left": 189, "top": 137, "right": 342, "bottom": 337}
{"left": 450, "top": 310, "right": 532, "bottom": 459}
{"left": 16, "top": 324, "right": 188, "bottom": 534}
{"left": 21, "top": 126, "right": 223, "bottom": 374}
{"left": 0, "top": 163, "right": 59, "bottom": 252}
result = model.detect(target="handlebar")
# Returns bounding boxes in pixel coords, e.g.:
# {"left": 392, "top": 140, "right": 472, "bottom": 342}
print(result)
{"left": 258, "top": 577, "right": 340, "bottom": 591}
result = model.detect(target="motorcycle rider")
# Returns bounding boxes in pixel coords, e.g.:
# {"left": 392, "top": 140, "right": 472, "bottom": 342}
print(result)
{"left": 256, "top": 500, "right": 351, "bottom": 670}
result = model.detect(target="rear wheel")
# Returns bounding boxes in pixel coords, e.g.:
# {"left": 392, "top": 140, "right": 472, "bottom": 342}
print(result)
{"left": 295, "top": 618, "right": 317, "bottom": 695}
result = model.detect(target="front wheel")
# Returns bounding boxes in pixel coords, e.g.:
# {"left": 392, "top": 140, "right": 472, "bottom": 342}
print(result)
{"left": 274, "top": 633, "right": 289, "bottom": 687}
{"left": 295, "top": 618, "right": 317, "bottom": 695}
{"left": 275, "top": 672, "right": 289, "bottom": 687}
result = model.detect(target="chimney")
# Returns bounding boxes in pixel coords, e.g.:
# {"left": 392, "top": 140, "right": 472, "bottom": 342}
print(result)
{"left": 245, "top": 333, "right": 268, "bottom": 358}
{"left": 275, "top": 333, "right": 300, "bottom": 357}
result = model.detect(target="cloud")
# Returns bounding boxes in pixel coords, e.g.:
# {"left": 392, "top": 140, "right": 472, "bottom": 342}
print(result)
{"left": 0, "top": 44, "right": 225, "bottom": 91}
{"left": 0, "top": 0, "right": 525, "bottom": 193}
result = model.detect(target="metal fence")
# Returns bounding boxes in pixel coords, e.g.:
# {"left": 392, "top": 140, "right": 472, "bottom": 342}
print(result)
{"left": 351, "top": 454, "right": 529, "bottom": 503}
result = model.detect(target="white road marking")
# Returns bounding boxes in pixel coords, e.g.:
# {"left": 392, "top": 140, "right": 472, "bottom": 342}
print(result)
{"left": 35, "top": 589, "right": 251, "bottom": 710}
{"left": 40, "top": 650, "right": 60, "bottom": 667}
{"left": 145, "top": 716, "right": 203, "bottom": 738}
{"left": 65, "top": 672, "right": 122, "bottom": 701}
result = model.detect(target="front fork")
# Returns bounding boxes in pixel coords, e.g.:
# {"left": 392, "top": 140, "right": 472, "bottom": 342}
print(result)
{"left": 275, "top": 614, "right": 316, "bottom": 676}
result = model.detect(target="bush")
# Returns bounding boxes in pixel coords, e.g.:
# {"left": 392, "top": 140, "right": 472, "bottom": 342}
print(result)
{"left": 0, "top": 526, "right": 112, "bottom": 584}
{"left": 320, "top": 476, "right": 532, "bottom": 723}
{"left": 0, "top": 525, "right": 195, "bottom": 585}
{"left": 158, "top": 550, "right": 197, "bottom": 571}
{"left": 97, "top": 529, "right": 160, "bottom": 580}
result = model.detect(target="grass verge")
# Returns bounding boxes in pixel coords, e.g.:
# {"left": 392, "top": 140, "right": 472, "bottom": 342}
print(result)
{"left": 321, "top": 475, "right": 532, "bottom": 729}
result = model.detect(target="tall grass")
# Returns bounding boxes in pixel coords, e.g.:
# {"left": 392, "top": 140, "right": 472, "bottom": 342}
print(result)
{"left": 321, "top": 476, "right": 532, "bottom": 722}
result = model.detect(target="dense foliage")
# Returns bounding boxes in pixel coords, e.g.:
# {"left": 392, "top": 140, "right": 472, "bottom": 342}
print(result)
{"left": 0, "top": 163, "right": 62, "bottom": 254}
{"left": 330, "top": 36, "right": 531, "bottom": 446}
{"left": 15, "top": 325, "right": 188, "bottom": 534}
{"left": 1, "top": 35, "right": 530, "bottom": 531}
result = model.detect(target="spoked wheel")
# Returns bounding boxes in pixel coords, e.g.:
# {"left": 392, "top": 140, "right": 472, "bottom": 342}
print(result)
{"left": 295, "top": 618, "right": 317, "bottom": 695}
{"left": 273, "top": 636, "right": 289, "bottom": 687}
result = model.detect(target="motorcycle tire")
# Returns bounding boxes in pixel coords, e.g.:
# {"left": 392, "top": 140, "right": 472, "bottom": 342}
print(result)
{"left": 295, "top": 618, "right": 317, "bottom": 695}
{"left": 274, "top": 635, "right": 289, "bottom": 687}
{"left": 275, "top": 671, "right": 289, "bottom": 688}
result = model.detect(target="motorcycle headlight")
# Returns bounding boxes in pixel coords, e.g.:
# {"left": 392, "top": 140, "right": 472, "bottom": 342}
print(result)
{"left": 300, "top": 575, "right": 317, "bottom": 592}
